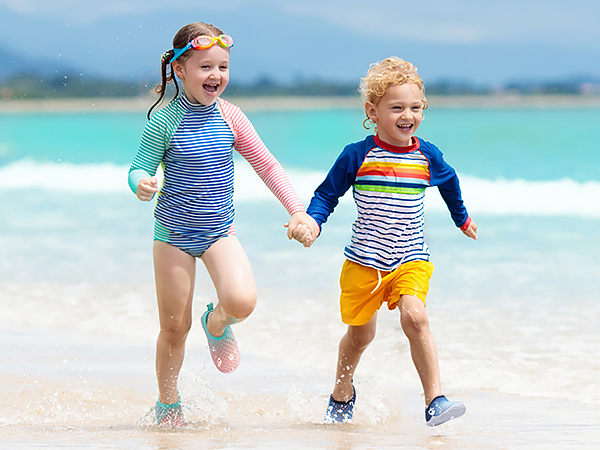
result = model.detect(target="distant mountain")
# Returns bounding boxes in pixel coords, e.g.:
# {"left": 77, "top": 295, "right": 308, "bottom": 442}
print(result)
{"left": 0, "top": 47, "right": 31, "bottom": 79}
{"left": 0, "top": 47, "right": 78, "bottom": 80}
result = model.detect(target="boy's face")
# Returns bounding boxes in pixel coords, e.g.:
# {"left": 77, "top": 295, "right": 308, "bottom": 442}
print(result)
{"left": 365, "top": 83, "right": 424, "bottom": 147}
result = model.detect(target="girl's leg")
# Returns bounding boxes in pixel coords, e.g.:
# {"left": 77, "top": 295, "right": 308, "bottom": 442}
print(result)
{"left": 398, "top": 294, "right": 442, "bottom": 405}
{"left": 201, "top": 235, "right": 257, "bottom": 337}
{"left": 153, "top": 240, "right": 196, "bottom": 405}
{"left": 331, "top": 313, "right": 378, "bottom": 402}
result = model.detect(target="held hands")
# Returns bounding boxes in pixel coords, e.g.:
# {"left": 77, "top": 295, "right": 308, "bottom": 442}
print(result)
{"left": 284, "top": 211, "right": 320, "bottom": 248}
{"left": 136, "top": 176, "right": 159, "bottom": 201}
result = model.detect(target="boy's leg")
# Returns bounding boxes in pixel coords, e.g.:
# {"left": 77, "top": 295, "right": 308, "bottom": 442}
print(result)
{"left": 153, "top": 241, "right": 196, "bottom": 405}
{"left": 398, "top": 294, "right": 442, "bottom": 406}
{"left": 332, "top": 313, "right": 378, "bottom": 402}
{"left": 201, "top": 235, "right": 257, "bottom": 337}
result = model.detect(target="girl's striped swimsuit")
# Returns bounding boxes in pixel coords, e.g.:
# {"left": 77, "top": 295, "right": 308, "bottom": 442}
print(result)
{"left": 307, "top": 134, "right": 469, "bottom": 272}
{"left": 128, "top": 95, "right": 303, "bottom": 257}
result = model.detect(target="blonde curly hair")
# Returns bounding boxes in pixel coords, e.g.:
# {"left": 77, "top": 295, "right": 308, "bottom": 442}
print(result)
{"left": 359, "top": 57, "right": 428, "bottom": 129}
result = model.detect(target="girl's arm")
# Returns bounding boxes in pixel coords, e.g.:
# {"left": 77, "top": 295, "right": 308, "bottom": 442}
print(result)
{"left": 128, "top": 119, "right": 168, "bottom": 200}
{"left": 219, "top": 100, "right": 304, "bottom": 215}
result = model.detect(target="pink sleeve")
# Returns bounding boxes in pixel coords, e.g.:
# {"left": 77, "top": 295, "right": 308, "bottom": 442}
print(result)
{"left": 218, "top": 99, "right": 304, "bottom": 215}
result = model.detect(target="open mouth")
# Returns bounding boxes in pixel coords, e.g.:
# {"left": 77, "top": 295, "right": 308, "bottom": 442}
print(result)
{"left": 398, "top": 124, "right": 413, "bottom": 131}
{"left": 203, "top": 83, "right": 219, "bottom": 95}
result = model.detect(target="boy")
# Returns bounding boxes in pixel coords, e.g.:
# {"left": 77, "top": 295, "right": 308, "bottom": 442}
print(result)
{"left": 294, "top": 57, "right": 477, "bottom": 426}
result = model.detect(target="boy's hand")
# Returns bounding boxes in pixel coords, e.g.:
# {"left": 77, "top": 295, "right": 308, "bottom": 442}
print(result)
{"left": 284, "top": 212, "right": 320, "bottom": 248}
{"left": 291, "top": 223, "right": 314, "bottom": 247}
{"left": 461, "top": 219, "right": 478, "bottom": 240}
{"left": 136, "top": 176, "right": 158, "bottom": 201}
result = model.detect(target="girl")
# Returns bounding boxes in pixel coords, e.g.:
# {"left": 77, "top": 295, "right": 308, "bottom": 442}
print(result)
{"left": 128, "top": 22, "right": 317, "bottom": 428}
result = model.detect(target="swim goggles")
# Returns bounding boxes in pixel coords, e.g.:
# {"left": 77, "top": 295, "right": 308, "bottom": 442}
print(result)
{"left": 169, "top": 34, "right": 234, "bottom": 64}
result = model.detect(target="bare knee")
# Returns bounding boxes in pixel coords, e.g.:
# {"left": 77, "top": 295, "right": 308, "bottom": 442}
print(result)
{"left": 346, "top": 325, "right": 376, "bottom": 351}
{"left": 400, "top": 304, "right": 430, "bottom": 338}
{"left": 160, "top": 317, "right": 192, "bottom": 344}
{"left": 219, "top": 290, "right": 257, "bottom": 321}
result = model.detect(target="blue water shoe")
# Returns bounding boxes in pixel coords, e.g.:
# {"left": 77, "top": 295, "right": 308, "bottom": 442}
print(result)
{"left": 425, "top": 395, "right": 466, "bottom": 426}
{"left": 324, "top": 385, "right": 356, "bottom": 424}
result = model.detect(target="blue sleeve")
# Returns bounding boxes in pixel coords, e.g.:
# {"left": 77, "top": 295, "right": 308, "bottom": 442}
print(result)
{"left": 306, "top": 138, "right": 371, "bottom": 228}
{"left": 420, "top": 138, "right": 469, "bottom": 228}
{"left": 437, "top": 175, "right": 469, "bottom": 228}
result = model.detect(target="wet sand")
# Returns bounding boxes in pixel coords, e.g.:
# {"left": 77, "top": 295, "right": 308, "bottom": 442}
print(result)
{"left": 1, "top": 326, "right": 599, "bottom": 449}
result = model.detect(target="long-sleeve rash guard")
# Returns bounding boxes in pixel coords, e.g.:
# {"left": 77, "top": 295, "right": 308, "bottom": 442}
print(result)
{"left": 128, "top": 95, "right": 304, "bottom": 256}
{"left": 307, "top": 135, "right": 469, "bottom": 271}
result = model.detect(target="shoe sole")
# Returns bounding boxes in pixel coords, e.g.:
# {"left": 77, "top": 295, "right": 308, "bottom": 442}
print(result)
{"left": 426, "top": 402, "right": 466, "bottom": 427}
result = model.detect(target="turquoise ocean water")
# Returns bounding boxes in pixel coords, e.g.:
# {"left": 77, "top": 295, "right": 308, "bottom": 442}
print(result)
{"left": 2, "top": 105, "right": 599, "bottom": 181}
{"left": 1, "top": 99, "right": 599, "bottom": 447}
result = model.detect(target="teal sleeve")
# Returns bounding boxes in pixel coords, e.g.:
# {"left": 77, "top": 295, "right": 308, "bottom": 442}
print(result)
{"left": 128, "top": 168, "right": 150, "bottom": 195}
{"left": 128, "top": 105, "right": 181, "bottom": 196}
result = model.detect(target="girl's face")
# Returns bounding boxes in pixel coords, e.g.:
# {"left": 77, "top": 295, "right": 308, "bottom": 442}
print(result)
{"left": 365, "top": 83, "right": 424, "bottom": 147}
{"left": 173, "top": 44, "right": 230, "bottom": 105}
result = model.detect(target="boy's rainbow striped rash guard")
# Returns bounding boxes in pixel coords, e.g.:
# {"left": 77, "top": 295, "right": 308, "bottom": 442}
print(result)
{"left": 129, "top": 95, "right": 303, "bottom": 255}
{"left": 307, "top": 135, "right": 470, "bottom": 272}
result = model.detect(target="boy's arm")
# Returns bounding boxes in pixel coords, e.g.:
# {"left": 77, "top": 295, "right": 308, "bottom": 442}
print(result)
{"left": 437, "top": 176, "right": 469, "bottom": 228}
{"left": 436, "top": 171, "right": 477, "bottom": 240}
{"left": 423, "top": 139, "right": 475, "bottom": 237}
{"left": 460, "top": 216, "right": 478, "bottom": 240}
{"left": 306, "top": 143, "right": 361, "bottom": 231}
{"left": 419, "top": 139, "right": 470, "bottom": 231}
{"left": 292, "top": 139, "right": 368, "bottom": 247}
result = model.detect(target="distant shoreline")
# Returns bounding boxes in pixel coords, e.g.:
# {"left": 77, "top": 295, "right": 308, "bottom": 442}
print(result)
{"left": 1, "top": 94, "right": 600, "bottom": 113}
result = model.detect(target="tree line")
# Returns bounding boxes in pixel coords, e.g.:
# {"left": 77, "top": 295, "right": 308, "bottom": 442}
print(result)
{"left": 1, "top": 72, "right": 598, "bottom": 100}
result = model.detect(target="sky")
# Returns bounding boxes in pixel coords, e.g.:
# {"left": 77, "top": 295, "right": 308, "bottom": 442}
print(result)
{"left": 1, "top": 0, "right": 600, "bottom": 86}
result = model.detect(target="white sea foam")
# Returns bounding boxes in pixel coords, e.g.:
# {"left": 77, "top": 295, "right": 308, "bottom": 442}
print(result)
{"left": 1, "top": 160, "right": 599, "bottom": 218}
{"left": 0, "top": 160, "right": 130, "bottom": 193}
{"left": 427, "top": 175, "right": 600, "bottom": 219}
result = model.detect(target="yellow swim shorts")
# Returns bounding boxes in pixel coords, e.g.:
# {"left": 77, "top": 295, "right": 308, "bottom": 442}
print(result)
{"left": 339, "top": 259, "right": 435, "bottom": 326}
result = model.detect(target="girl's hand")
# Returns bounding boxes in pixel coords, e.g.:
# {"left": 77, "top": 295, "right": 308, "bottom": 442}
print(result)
{"left": 461, "top": 219, "right": 478, "bottom": 240}
{"left": 291, "top": 223, "right": 314, "bottom": 247}
{"left": 284, "top": 212, "right": 320, "bottom": 248}
{"left": 136, "top": 176, "right": 159, "bottom": 201}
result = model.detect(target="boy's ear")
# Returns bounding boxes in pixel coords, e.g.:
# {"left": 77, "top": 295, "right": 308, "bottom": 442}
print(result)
{"left": 365, "top": 101, "right": 377, "bottom": 123}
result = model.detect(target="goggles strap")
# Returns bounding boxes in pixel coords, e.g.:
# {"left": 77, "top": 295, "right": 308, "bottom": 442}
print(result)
{"left": 169, "top": 46, "right": 189, "bottom": 64}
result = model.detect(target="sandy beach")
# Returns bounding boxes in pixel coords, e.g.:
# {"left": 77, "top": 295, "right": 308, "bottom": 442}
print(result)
{"left": 2, "top": 322, "right": 599, "bottom": 450}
